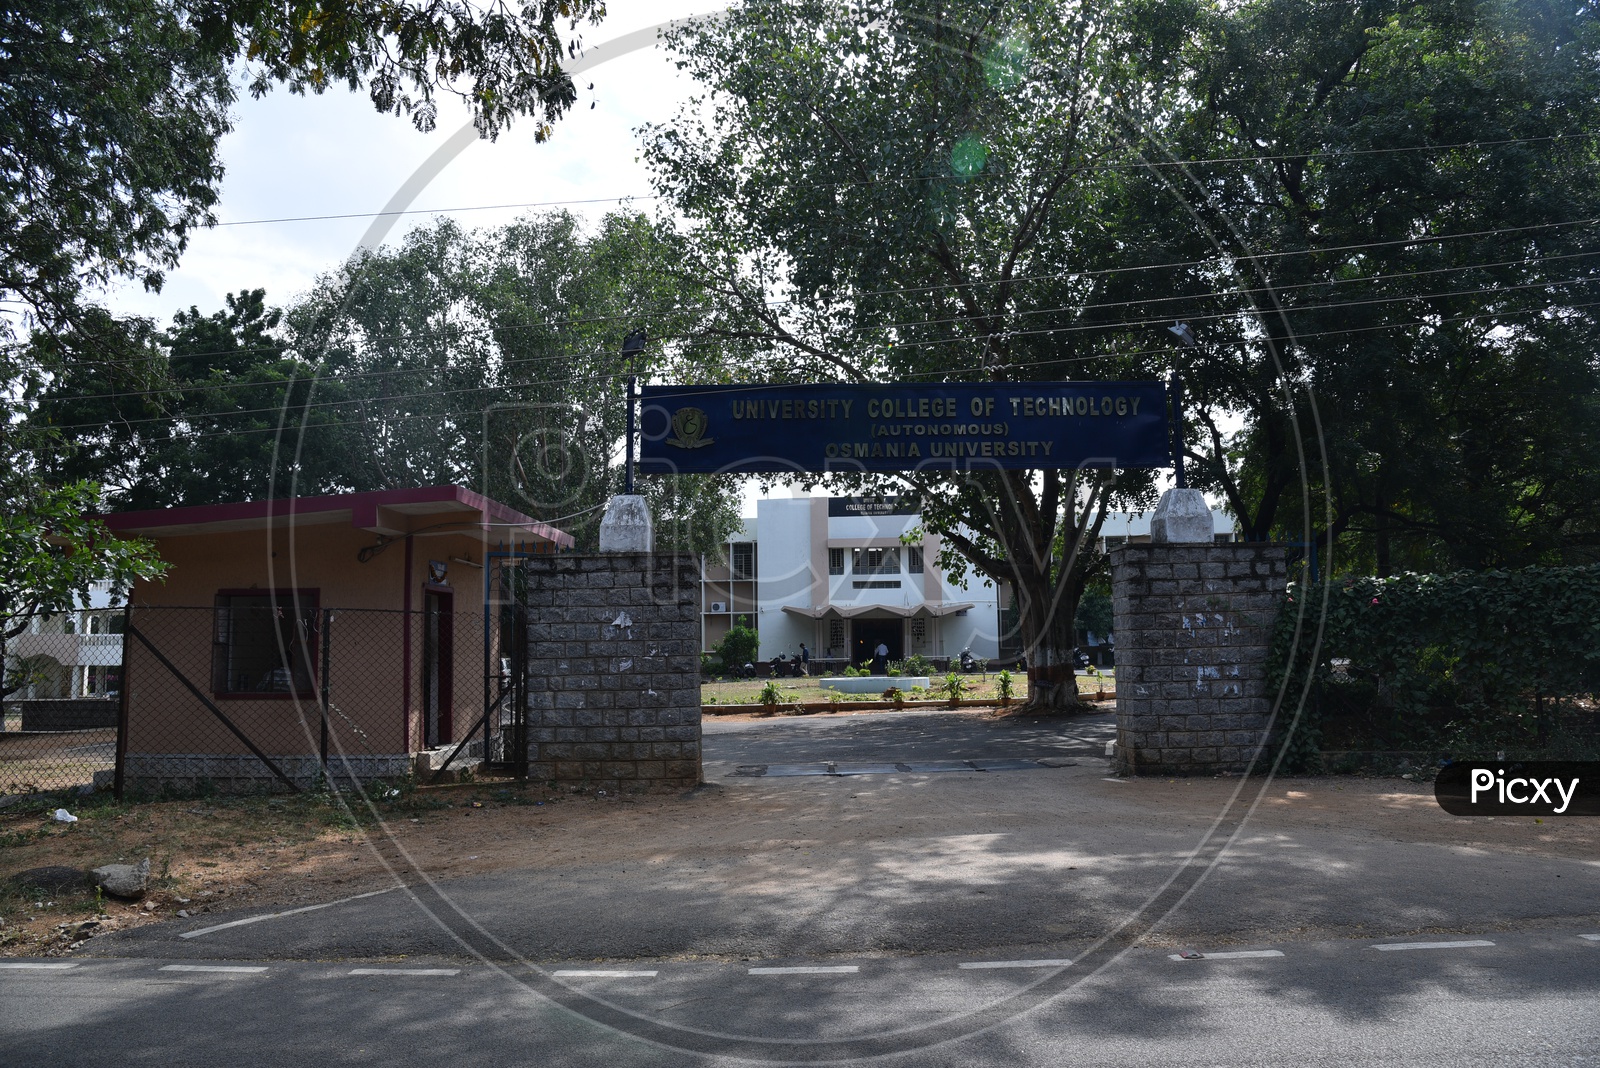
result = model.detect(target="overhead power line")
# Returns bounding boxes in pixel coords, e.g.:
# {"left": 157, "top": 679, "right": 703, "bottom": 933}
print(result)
{"left": 210, "top": 133, "right": 1584, "bottom": 227}
{"left": 25, "top": 213, "right": 1599, "bottom": 378}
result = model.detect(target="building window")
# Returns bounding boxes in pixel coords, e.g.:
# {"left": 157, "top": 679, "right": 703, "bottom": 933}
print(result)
{"left": 852, "top": 580, "right": 901, "bottom": 589}
{"left": 908, "top": 546, "right": 925, "bottom": 574}
{"left": 731, "top": 542, "right": 756, "bottom": 580}
{"left": 852, "top": 547, "right": 900, "bottom": 575}
{"left": 211, "top": 593, "right": 319, "bottom": 696}
{"left": 828, "top": 547, "right": 844, "bottom": 575}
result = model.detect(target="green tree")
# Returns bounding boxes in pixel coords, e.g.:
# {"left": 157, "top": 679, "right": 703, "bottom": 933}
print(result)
{"left": 646, "top": 0, "right": 1168, "bottom": 710}
{"left": 1084, "top": 0, "right": 1600, "bottom": 569}
{"left": 29, "top": 291, "right": 358, "bottom": 508}
{"left": 283, "top": 211, "right": 743, "bottom": 551}
{"left": 1, "top": 480, "right": 167, "bottom": 700}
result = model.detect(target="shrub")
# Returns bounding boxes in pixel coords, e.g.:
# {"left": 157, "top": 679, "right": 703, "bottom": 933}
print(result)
{"left": 715, "top": 616, "right": 760, "bottom": 673}
{"left": 758, "top": 680, "right": 791, "bottom": 707}
{"left": 843, "top": 664, "right": 870, "bottom": 678}
{"left": 941, "top": 672, "right": 969, "bottom": 706}
{"left": 900, "top": 653, "right": 935, "bottom": 676}
{"left": 880, "top": 686, "right": 904, "bottom": 704}
{"left": 996, "top": 669, "right": 1015, "bottom": 704}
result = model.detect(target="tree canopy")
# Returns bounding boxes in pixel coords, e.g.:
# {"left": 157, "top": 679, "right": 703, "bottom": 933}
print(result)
{"left": 28, "top": 212, "right": 746, "bottom": 552}
{"left": 1091, "top": 0, "right": 1600, "bottom": 571}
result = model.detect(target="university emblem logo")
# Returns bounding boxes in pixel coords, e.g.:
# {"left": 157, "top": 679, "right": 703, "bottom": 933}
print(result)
{"left": 665, "top": 406, "right": 714, "bottom": 449}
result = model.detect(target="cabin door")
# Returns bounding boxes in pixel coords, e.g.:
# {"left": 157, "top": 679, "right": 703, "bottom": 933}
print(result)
{"left": 421, "top": 589, "right": 454, "bottom": 747}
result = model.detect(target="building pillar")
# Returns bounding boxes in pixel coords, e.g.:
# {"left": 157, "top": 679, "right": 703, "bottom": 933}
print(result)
{"left": 1110, "top": 491, "right": 1288, "bottom": 775}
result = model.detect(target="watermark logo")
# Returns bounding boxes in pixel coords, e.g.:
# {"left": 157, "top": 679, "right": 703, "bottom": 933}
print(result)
{"left": 1435, "top": 761, "right": 1599, "bottom": 817}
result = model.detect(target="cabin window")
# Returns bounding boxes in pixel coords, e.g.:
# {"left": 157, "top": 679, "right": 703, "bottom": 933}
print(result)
{"left": 211, "top": 592, "right": 319, "bottom": 696}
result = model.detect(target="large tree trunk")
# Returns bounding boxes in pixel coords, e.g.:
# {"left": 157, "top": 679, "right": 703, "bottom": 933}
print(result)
{"left": 1012, "top": 572, "right": 1089, "bottom": 715}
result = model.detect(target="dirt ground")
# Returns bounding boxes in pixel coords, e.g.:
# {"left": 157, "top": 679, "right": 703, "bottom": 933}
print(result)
{"left": 2, "top": 706, "right": 1594, "bottom": 959}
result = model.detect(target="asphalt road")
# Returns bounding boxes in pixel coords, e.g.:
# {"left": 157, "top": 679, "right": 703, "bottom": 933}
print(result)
{"left": 4, "top": 929, "right": 1598, "bottom": 1065}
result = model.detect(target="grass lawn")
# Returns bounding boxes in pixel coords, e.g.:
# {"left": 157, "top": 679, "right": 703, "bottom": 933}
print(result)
{"left": 702, "top": 669, "right": 1114, "bottom": 705}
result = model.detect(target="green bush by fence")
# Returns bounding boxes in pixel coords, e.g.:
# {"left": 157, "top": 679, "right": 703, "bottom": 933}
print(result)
{"left": 1270, "top": 565, "right": 1600, "bottom": 769}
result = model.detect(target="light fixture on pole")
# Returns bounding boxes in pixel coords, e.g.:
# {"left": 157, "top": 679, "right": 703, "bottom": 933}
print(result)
{"left": 1167, "top": 321, "right": 1196, "bottom": 348}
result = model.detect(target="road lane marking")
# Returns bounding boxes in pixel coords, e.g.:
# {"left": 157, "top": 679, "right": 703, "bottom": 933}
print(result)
{"left": 349, "top": 968, "right": 460, "bottom": 976}
{"left": 553, "top": 970, "right": 659, "bottom": 978}
{"left": 749, "top": 966, "right": 860, "bottom": 975}
{"left": 180, "top": 888, "right": 397, "bottom": 939}
{"left": 1580, "top": 934, "right": 1600, "bottom": 942}
{"left": 0, "top": 962, "right": 80, "bottom": 970}
{"left": 959, "top": 959, "right": 1073, "bottom": 970}
{"left": 159, "top": 964, "right": 268, "bottom": 974}
{"left": 1168, "top": 950, "right": 1285, "bottom": 961}
{"left": 1372, "top": 940, "right": 1495, "bottom": 951}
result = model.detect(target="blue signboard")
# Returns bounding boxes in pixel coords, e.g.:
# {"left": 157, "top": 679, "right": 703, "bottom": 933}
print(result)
{"left": 638, "top": 382, "right": 1171, "bottom": 474}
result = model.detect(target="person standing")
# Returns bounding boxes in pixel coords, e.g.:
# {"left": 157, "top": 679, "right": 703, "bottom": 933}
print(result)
{"left": 798, "top": 643, "right": 810, "bottom": 676}
{"left": 874, "top": 641, "right": 889, "bottom": 675}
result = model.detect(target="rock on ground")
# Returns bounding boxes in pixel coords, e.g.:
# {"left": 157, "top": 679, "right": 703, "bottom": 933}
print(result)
{"left": 91, "top": 858, "right": 150, "bottom": 899}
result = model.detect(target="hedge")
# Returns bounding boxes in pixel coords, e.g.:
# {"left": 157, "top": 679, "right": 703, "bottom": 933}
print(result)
{"left": 1269, "top": 565, "right": 1600, "bottom": 767}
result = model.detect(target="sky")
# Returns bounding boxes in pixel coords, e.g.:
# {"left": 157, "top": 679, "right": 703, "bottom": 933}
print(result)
{"left": 102, "top": 2, "right": 723, "bottom": 325}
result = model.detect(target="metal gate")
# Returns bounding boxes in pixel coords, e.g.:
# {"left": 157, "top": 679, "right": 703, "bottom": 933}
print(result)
{"left": 430, "top": 550, "right": 538, "bottom": 783}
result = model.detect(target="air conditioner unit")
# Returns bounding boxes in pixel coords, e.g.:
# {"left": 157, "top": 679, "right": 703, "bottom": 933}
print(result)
{"left": 709, "top": 601, "right": 728, "bottom": 613}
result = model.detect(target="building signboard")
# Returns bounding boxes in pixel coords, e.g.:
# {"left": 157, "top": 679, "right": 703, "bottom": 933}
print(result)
{"left": 828, "top": 495, "right": 920, "bottom": 517}
{"left": 638, "top": 381, "right": 1170, "bottom": 474}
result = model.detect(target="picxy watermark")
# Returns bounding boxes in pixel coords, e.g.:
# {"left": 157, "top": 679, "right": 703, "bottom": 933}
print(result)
{"left": 1436, "top": 762, "right": 1599, "bottom": 817}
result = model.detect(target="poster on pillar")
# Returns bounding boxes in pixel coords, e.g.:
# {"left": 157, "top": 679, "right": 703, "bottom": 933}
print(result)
{"left": 638, "top": 382, "right": 1171, "bottom": 474}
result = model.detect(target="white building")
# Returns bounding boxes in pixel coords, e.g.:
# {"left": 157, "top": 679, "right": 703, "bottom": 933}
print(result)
{"left": 3, "top": 582, "right": 125, "bottom": 699}
{"left": 701, "top": 495, "right": 1002, "bottom": 666}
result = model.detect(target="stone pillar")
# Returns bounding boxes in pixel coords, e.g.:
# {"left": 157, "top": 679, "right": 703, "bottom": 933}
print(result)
{"left": 518, "top": 553, "right": 702, "bottom": 793}
{"left": 1110, "top": 540, "right": 1288, "bottom": 775}
{"left": 598, "top": 495, "right": 653, "bottom": 553}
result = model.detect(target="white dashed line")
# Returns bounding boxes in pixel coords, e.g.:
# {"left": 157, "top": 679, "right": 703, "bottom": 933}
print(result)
{"left": 180, "top": 888, "right": 397, "bottom": 939}
{"left": 1168, "top": 950, "right": 1285, "bottom": 961}
{"left": 749, "top": 966, "right": 860, "bottom": 975}
{"left": 1579, "top": 934, "right": 1600, "bottom": 942}
{"left": 348, "top": 968, "right": 460, "bottom": 976}
{"left": 159, "top": 964, "right": 269, "bottom": 974}
{"left": 1373, "top": 940, "right": 1495, "bottom": 952}
{"left": 959, "top": 959, "right": 1073, "bottom": 970}
{"left": 0, "top": 962, "right": 80, "bottom": 970}
{"left": 553, "top": 970, "right": 659, "bottom": 978}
